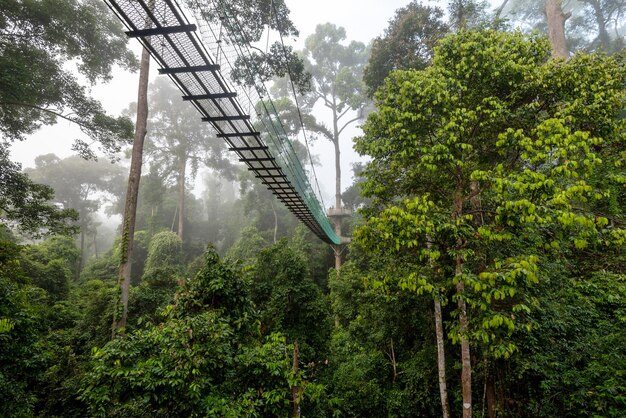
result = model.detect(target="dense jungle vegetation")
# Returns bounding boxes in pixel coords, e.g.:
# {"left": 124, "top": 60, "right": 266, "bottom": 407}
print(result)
{"left": 1, "top": 0, "right": 625, "bottom": 416}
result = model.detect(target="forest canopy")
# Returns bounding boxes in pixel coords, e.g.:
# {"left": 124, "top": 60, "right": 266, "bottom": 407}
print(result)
{"left": 0, "top": 0, "right": 625, "bottom": 417}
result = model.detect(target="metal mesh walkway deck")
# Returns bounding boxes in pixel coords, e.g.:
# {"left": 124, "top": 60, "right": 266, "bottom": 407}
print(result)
{"left": 105, "top": 0, "right": 340, "bottom": 245}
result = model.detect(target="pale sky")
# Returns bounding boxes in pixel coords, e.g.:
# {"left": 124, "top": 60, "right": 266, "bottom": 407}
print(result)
{"left": 10, "top": 0, "right": 415, "bottom": 207}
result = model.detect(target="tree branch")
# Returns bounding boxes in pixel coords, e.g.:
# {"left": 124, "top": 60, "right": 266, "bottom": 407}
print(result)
{"left": 493, "top": 0, "right": 510, "bottom": 22}
{"left": 336, "top": 106, "right": 352, "bottom": 122}
{"left": 338, "top": 113, "right": 362, "bottom": 136}
{"left": 0, "top": 101, "right": 94, "bottom": 131}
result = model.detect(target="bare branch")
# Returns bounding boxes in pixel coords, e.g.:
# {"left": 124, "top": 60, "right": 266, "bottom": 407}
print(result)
{"left": 336, "top": 106, "right": 352, "bottom": 122}
{"left": 338, "top": 114, "right": 362, "bottom": 136}
{"left": 0, "top": 101, "right": 93, "bottom": 130}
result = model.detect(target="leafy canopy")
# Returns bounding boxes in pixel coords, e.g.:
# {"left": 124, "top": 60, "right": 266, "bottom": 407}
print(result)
{"left": 0, "top": 0, "right": 136, "bottom": 156}
{"left": 363, "top": 1, "right": 449, "bottom": 96}
{"left": 0, "top": 148, "right": 78, "bottom": 237}
{"left": 354, "top": 29, "right": 626, "bottom": 357}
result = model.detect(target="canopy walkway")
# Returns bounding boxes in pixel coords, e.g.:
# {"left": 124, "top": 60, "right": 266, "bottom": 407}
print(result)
{"left": 105, "top": 0, "right": 342, "bottom": 245}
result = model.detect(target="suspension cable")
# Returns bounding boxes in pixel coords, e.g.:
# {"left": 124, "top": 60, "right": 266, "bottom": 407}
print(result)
{"left": 269, "top": 0, "right": 328, "bottom": 211}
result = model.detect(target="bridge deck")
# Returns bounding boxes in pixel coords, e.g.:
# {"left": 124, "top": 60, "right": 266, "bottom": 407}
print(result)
{"left": 105, "top": 0, "right": 341, "bottom": 245}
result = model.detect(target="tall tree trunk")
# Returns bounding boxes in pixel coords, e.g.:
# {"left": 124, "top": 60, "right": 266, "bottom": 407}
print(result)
{"left": 457, "top": 269, "right": 472, "bottom": 417}
{"left": 427, "top": 237, "right": 451, "bottom": 418}
{"left": 112, "top": 46, "right": 150, "bottom": 336}
{"left": 332, "top": 139, "right": 343, "bottom": 270}
{"left": 291, "top": 341, "right": 301, "bottom": 418}
{"left": 587, "top": 0, "right": 610, "bottom": 50}
{"left": 79, "top": 220, "right": 85, "bottom": 275}
{"left": 389, "top": 338, "right": 398, "bottom": 382}
{"left": 434, "top": 298, "right": 451, "bottom": 418}
{"left": 331, "top": 96, "right": 343, "bottom": 270}
{"left": 493, "top": 0, "right": 511, "bottom": 22}
{"left": 545, "top": 0, "right": 570, "bottom": 58}
{"left": 171, "top": 205, "right": 178, "bottom": 232}
{"left": 333, "top": 140, "right": 341, "bottom": 211}
{"left": 453, "top": 169, "right": 472, "bottom": 417}
{"left": 177, "top": 156, "right": 186, "bottom": 242}
{"left": 271, "top": 200, "right": 278, "bottom": 243}
{"left": 332, "top": 137, "right": 342, "bottom": 270}
{"left": 93, "top": 228, "right": 98, "bottom": 259}
{"left": 77, "top": 209, "right": 86, "bottom": 278}
{"left": 486, "top": 371, "right": 497, "bottom": 418}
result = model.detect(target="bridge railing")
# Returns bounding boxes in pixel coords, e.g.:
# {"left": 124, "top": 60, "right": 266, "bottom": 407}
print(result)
{"left": 104, "top": 0, "right": 341, "bottom": 244}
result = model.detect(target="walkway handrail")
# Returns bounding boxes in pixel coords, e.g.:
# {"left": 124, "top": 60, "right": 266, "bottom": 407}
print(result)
{"left": 104, "top": 0, "right": 341, "bottom": 244}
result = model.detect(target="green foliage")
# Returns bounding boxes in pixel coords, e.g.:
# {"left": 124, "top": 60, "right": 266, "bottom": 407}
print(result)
{"left": 142, "top": 231, "right": 184, "bottom": 287}
{"left": 0, "top": 148, "right": 78, "bottom": 238}
{"left": 249, "top": 240, "right": 332, "bottom": 362}
{"left": 25, "top": 154, "right": 125, "bottom": 216}
{"left": 504, "top": 0, "right": 626, "bottom": 54}
{"left": 323, "top": 261, "right": 442, "bottom": 416}
{"left": 506, "top": 271, "right": 626, "bottom": 416}
{"left": 353, "top": 28, "right": 626, "bottom": 413}
{"left": 328, "top": 329, "right": 388, "bottom": 416}
{"left": 81, "top": 310, "right": 235, "bottom": 417}
{"left": 301, "top": 23, "right": 369, "bottom": 134}
{"left": 190, "top": 0, "right": 311, "bottom": 93}
{"left": 80, "top": 253, "right": 118, "bottom": 282}
{"left": 0, "top": 318, "right": 14, "bottom": 334}
{"left": 290, "top": 225, "right": 332, "bottom": 289}
{"left": 3, "top": 4, "right": 626, "bottom": 414}
{"left": 124, "top": 231, "right": 185, "bottom": 328}
{"left": 36, "top": 235, "right": 82, "bottom": 270}
{"left": 81, "top": 247, "right": 312, "bottom": 417}
{"left": 0, "top": 0, "right": 135, "bottom": 155}
{"left": 226, "top": 225, "right": 269, "bottom": 265}
{"left": 355, "top": 29, "right": 625, "bottom": 356}
{"left": 363, "top": 1, "right": 449, "bottom": 96}
{"left": 0, "top": 241, "right": 48, "bottom": 416}
{"left": 20, "top": 235, "right": 80, "bottom": 301}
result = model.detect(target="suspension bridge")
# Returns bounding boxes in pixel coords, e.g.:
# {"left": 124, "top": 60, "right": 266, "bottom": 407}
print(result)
{"left": 104, "top": 0, "right": 346, "bottom": 245}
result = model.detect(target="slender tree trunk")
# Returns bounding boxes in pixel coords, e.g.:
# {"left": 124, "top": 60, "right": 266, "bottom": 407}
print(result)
{"left": 453, "top": 169, "right": 472, "bottom": 418}
{"left": 434, "top": 298, "right": 451, "bottom": 418}
{"left": 493, "top": 0, "right": 511, "bottom": 22}
{"left": 486, "top": 371, "right": 497, "bottom": 418}
{"left": 332, "top": 244, "right": 342, "bottom": 271}
{"left": 587, "top": 0, "right": 610, "bottom": 50}
{"left": 93, "top": 228, "right": 98, "bottom": 259}
{"left": 79, "top": 221, "right": 85, "bottom": 274}
{"left": 426, "top": 237, "right": 451, "bottom": 418}
{"left": 457, "top": 269, "right": 472, "bottom": 417}
{"left": 333, "top": 141, "right": 341, "bottom": 211}
{"left": 291, "top": 341, "right": 301, "bottom": 418}
{"left": 545, "top": 0, "right": 570, "bottom": 58}
{"left": 331, "top": 96, "right": 343, "bottom": 270}
{"left": 177, "top": 156, "right": 186, "bottom": 242}
{"left": 389, "top": 338, "right": 398, "bottom": 382}
{"left": 171, "top": 205, "right": 178, "bottom": 232}
{"left": 112, "top": 46, "right": 150, "bottom": 336}
{"left": 271, "top": 200, "right": 278, "bottom": 243}
{"left": 78, "top": 210, "right": 86, "bottom": 277}
{"left": 332, "top": 138, "right": 343, "bottom": 270}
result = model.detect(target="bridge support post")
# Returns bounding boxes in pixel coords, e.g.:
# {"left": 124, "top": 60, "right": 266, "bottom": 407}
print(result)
{"left": 327, "top": 207, "right": 352, "bottom": 270}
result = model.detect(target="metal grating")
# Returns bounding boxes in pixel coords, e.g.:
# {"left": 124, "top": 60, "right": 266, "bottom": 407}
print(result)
{"left": 104, "top": 0, "right": 340, "bottom": 244}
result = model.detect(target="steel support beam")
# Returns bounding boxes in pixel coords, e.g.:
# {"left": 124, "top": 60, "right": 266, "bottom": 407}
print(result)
{"left": 158, "top": 64, "right": 220, "bottom": 74}
{"left": 126, "top": 24, "right": 196, "bottom": 37}
{"left": 183, "top": 92, "right": 237, "bottom": 100}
